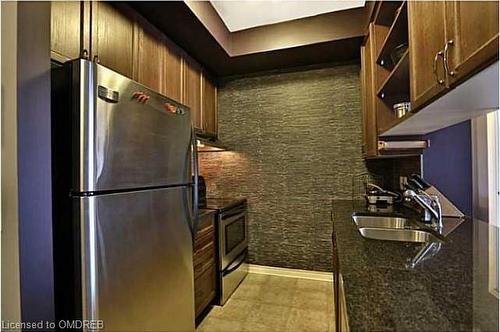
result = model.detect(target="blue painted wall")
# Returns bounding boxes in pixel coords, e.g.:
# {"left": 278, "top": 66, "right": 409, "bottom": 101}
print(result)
{"left": 17, "top": 2, "right": 55, "bottom": 323}
{"left": 423, "top": 120, "right": 472, "bottom": 216}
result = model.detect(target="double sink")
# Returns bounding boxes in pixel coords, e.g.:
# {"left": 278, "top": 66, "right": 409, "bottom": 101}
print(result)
{"left": 352, "top": 215, "right": 443, "bottom": 243}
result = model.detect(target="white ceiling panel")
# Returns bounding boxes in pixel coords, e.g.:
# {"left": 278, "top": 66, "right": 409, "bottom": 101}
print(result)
{"left": 210, "top": 0, "right": 366, "bottom": 32}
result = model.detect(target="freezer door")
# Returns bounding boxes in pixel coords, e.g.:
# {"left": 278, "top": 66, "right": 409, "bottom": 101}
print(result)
{"left": 77, "top": 187, "right": 195, "bottom": 331}
{"left": 73, "top": 60, "right": 192, "bottom": 192}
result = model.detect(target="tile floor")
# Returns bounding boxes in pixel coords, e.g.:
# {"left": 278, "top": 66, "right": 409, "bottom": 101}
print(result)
{"left": 197, "top": 273, "right": 334, "bottom": 332}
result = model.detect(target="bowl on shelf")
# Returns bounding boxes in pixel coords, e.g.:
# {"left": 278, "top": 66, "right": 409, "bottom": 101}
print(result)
{"left": 393, "top": 102, "right": 411, "bottom": 118}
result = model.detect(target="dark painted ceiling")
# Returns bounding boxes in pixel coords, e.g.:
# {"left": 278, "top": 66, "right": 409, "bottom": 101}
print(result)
{"left": 129, "top": 1, "right": 362, "bottom": 79}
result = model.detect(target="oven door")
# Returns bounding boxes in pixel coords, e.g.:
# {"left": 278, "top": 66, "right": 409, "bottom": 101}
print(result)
{"left": 220, "top": 209, "right": 248, "bottom": 270}
{"left": 221, "top": 250, "right": 248, "bottom": 305}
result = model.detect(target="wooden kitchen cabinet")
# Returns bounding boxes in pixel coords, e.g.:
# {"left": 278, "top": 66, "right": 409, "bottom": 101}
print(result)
{"left": 50, "top": 1, "right": 218, "bottom": 132}
{"left": 202, "top": 75, "right": 218, "bottom": 136}
{"left": 163, "top": 42, "right": 183, "bottom": 103}
{"left": 50, "top": 1, "right": 83, "bottom": 62}
{"left": 408, "top": 1, "right": 448, "bottom": 111}
{"left": 193, "top": 212, "right": 216, "bottom": 320}
{"left": 408, "top": 1, "right": 446, "bottom": 109}
{"left": 183, "top": 58, "right": 203, "bottom": 130}
{"left": 134, "top": 20, "right": 164, "bottom": 93}
{"left": 360, "top": 5, "right": 429, "bottom": 157}
{"left": 445, "top": 1, "right": 499, "bottom": 86}
{"left": 360, "top": 0, "right": 500, "bottom": 138}
{"left": 195, "top": 264, "right": 216, "bottom": 318}
{"left": 91, "top": 2, "right": 135, "bottom": 78}
{"left": 408, "top": 0, "right": 499, "bottom": 111}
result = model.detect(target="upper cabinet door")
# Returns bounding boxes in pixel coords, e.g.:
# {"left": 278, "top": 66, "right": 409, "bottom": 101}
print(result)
{"left": 202, "top": 75, "right": 217, "bottom": 136}
{"left": 364, "top": 24, "right": 379, "bottom": 158}
{"left": 183, "top": 59, "right": 202, "bottom": 130}
{"left": 92, "top": 2, "right": 135, "bottom": 78}
{"left": 445, "top": 1, "right": 499, "bottom": 85}
{"left": 408, "top": 1, "right": 448, "bottom": 110}
{"left": 163, "top": 42, "right": 183, "bottom": 103}
{"left": 360, "top": 44, "right": 367, "bottom": 156}
{"left": 134, "top": 22, "right": 164, "bottom": 93}
{"left": 50, "top": 1, "right": 82, "bottom": 62}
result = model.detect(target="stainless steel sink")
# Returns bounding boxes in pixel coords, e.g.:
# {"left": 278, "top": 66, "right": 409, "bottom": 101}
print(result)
{"left": 352, "top": 215, "right": 413, "bottom": 229}
{"left": 358, "top": 227, "right": 440, "bottom": 243}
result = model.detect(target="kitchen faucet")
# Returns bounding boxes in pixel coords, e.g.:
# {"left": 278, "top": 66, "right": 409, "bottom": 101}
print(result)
{"left": 403, "top": 189, "right": 443, "bottom": 232}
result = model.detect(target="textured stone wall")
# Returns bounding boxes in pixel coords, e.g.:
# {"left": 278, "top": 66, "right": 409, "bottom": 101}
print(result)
{"left": 200, "top": 65, "right": 367, "bottom": 272}
{"left": 199, "top": 65, "right": 419, "bottom": 272}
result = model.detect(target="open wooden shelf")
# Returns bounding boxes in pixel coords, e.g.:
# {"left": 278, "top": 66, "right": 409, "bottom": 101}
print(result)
{"left": 376, "top": 2, "right": 408, "bottom": 69}
{"left": 376, "top": 50, "right": 410, "bottom": 106}
{"left": 379, "top": 111, "right": 414, "bottom": 135}
{"left": 373, "top": 1, "right": 403, "bottom": 27}
{"left": 362, "top": 1, "right": 426, "bottom": 158}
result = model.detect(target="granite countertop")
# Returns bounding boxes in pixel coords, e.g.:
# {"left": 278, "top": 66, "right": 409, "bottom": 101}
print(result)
{"left": 332, "top": 199, "right": 499, "bottom": 332}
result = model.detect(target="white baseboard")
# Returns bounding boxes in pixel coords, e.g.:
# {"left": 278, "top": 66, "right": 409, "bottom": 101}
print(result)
{"left": 248, "top": 264, "right": 333, "bottom": 282}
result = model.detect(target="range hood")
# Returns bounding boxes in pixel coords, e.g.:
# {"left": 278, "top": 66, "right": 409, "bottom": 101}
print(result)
{"left": 196, "top": 133, "right": 227, "bottom": 152}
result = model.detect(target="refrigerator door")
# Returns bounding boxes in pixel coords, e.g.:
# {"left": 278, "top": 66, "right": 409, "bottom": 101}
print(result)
{"left": 77, "top": 187, "right": 195, "bottom": 331}
{"left": 72, "top": 59, "right": 192, "bottom": 193}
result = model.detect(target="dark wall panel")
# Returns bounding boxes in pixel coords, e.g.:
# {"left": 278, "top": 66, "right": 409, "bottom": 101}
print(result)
{"left": 423, "top": 120, "right": 472, "bottom": 216}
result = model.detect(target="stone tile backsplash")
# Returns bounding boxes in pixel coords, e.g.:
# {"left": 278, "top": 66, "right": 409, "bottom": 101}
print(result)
{"left": 199, "top": 65, "right": 419, "bottom": 272}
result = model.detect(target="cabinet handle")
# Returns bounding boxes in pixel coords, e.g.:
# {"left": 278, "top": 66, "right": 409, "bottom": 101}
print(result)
{"left": 81, "top": 49, "right": 89, "bottom": 60}
{"left": 443, "top": 40, "right": 455, "bottom": 77}
{"left": 433, "top": 50, "right": 445, "bottom": 85}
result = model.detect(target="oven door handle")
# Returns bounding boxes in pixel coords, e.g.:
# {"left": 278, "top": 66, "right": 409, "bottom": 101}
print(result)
{"left": 222, "top": 211, "right": 247, "bottom": 227}
{"left": 221, "top": 205, "right": 247, "bottom": 220}
{"left": 223, "top": 251, "right": 247, "bottom": 276}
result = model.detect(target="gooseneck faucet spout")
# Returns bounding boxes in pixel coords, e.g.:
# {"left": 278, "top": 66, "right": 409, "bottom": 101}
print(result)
{"left": 403, "top": 189, "right": 443, "bottom": 232}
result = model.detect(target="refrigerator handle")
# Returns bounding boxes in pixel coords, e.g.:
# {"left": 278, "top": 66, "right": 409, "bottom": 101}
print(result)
{"left": 191, "top": 126, "right": 200, "bottom": 239}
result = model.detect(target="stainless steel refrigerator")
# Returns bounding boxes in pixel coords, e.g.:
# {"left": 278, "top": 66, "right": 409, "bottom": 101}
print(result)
{"left": 52, "top": 59, "right": 198, "bottom": 331}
